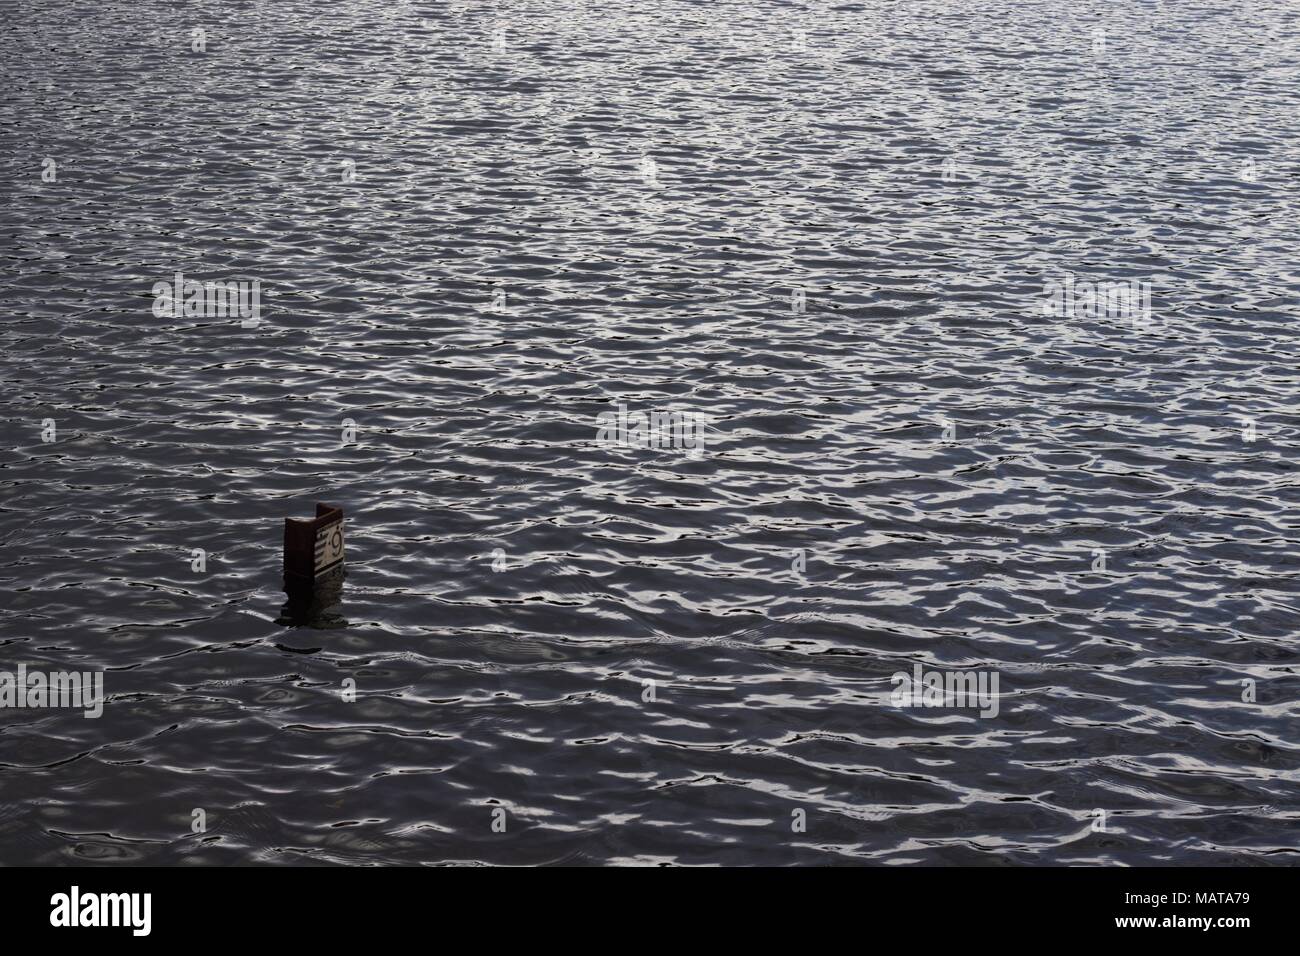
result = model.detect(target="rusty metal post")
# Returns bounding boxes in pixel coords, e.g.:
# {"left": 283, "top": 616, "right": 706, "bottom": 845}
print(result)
{"left": 284, "top": 502, "right": 345, "bottom": 586}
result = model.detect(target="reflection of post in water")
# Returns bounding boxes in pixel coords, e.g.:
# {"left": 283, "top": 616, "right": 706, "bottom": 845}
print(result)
{"left": 278, "top": 562, "right": 347, "bottom": 628}
{"left": 278, "top": 503, "right": 349, "bottom": 629}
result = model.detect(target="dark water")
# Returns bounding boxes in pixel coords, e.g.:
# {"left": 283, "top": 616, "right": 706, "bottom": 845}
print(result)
{"left": 2, "top": 0, "right": 1298, "bottom": 865}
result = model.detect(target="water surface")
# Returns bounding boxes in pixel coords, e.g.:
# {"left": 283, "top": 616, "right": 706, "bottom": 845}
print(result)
{"left": 1, "top": 0, "right": 1298, "bottom": 865}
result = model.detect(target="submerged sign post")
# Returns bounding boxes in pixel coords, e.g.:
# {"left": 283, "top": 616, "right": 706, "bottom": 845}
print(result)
{"left": 284, "top": 503, "right": 345, "bottom": 585}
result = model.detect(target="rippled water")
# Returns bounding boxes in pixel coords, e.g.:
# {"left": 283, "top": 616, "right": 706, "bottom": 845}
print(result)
{"left": 2, "top": 0, "right": 1298, "bottom": 865}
